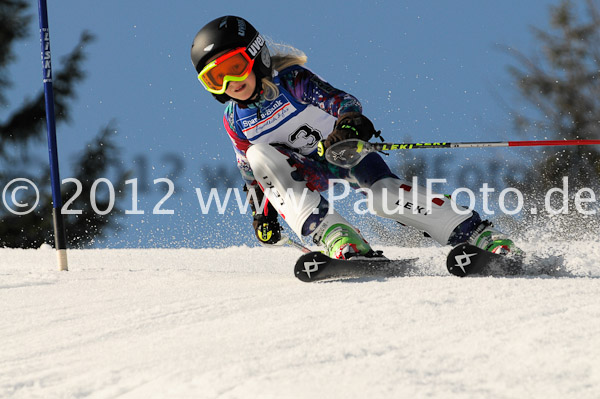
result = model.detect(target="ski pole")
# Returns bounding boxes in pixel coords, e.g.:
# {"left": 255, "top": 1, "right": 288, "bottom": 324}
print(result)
{"left": 264, "top": 235, "right": 312, "bottom": 253}
{"left": 324, "top": 138, "right": 600, "bottom": 168}
{"left": 285, "top": 238, "right": 312, "bottom": 254}
{"left": 38, "top": 0, "right": 68, "bottom": 271}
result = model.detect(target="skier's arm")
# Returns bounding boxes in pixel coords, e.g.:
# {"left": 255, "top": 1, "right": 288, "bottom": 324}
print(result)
{"left": 278, "top": 66, "right": 362, "bottom": 117}
{"left": 222, "top": 105, "right": 255, "bottom": 185}
{"left": 279, "top": 67, "right": 379, "bottom": 150}
{"left": 223, "top": 106, "right": 283, "bottom": 245}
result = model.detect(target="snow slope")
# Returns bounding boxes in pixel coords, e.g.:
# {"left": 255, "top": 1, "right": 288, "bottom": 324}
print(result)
{"left": 1, "top": 243, "right": 599, "bottom": 399}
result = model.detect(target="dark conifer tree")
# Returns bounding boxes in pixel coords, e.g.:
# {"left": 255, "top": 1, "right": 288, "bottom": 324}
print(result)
{"left": 0, "top": 0, "right": 128, "bottom": 248}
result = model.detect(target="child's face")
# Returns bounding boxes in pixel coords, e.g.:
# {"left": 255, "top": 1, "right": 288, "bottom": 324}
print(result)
{"left": 224, "top": 70, "right": 256, "bottom": 101}
{"left": 205, "top": 49, "right": 257, "bottom": 101}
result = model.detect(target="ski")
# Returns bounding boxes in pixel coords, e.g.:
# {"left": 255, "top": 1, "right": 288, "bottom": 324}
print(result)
{"left": 295, "top": 244, "right": 524, "bottom": 282}
{"left": 446, "top": 243, "right": 524, "bottom": 277}
{"left": 294, "top": 251, "right": 417, "bottom": 282}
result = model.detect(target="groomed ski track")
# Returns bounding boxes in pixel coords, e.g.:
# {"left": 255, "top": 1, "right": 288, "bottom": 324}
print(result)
{"left": 1, "top": 242, "right": 599, "bottom": 399}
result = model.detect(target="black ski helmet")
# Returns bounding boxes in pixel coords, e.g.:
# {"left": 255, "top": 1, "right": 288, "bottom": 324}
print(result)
{"left": 191, "top": 16, "right": 271, "bottom": 103}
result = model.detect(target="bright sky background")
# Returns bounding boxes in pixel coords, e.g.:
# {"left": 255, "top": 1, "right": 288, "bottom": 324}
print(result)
{"left": 7, "top": 0, "right": 563, "bottom": 248}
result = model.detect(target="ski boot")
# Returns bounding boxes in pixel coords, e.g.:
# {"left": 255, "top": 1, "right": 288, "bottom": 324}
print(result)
{"left": 311, "top": 212, "right": 380, "bottom": 260}
{"left": 321, "top": 223, "right": 374, "bottom": 259}
{"left": 469, "top": 221, "right": 523, "bottom": 257}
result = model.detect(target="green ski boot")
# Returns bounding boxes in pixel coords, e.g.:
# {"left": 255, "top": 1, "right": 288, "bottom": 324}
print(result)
{"left": 311, "top": 212, "right": 373, "bottom": 260}
{"left": 320, "top": 223, "right": 372, "bottom": 259}
{"left": 469, "top": 221, "right": 523, "bottom": 256}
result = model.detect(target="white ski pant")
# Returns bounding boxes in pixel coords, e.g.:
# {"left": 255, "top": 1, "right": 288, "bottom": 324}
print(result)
{"left": 245, "top": 143, "right": 472, "bottom": 245}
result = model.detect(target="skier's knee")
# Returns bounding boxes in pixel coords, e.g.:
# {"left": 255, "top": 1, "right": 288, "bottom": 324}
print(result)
{"left": 245, "top": 144, "right": 292, "bottom": 182}
{"left": 246, "top": 143, "right": 278, "bottom": 165}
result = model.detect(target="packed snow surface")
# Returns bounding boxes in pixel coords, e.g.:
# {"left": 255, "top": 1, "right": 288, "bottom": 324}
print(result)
{"left": 1, "top": 242, "right": 599, "bottom": 399}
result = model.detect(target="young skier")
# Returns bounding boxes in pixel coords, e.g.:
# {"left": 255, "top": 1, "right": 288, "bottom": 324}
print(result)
{"left": 190, "top": 15, "right": 518, "bottom": 260}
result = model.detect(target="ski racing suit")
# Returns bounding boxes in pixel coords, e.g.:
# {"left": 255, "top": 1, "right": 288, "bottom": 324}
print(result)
{"left": 222, "top": 65, "right": 481, "bottom": 248}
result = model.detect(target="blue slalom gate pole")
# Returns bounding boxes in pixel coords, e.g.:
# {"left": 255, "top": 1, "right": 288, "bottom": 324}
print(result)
{"left": 38, "top": 0, "right": 68, "bottom": 271}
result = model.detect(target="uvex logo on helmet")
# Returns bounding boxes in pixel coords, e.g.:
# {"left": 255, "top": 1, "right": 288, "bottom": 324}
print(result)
{"left": 217, "top": 16, "right": 246, "bottom": 37}
{"left": 247, "top": 34, "right": 265, "bottom": 58}
{"left": 236, "top": 18, "right": 246, "bottom": 36}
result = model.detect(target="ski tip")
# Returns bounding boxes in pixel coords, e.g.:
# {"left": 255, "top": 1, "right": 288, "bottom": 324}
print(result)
{"left": 446, "top": 244, "right": 485, "bottom": 277}
{"left": 294, "top": 251, "right": 331, "bottom": 282}
{"left": 447, "top": 243, "right": 524, "bottom": 277}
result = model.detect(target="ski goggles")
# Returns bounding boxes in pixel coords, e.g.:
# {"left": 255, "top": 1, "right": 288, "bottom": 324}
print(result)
{"left": 197, "top": 47, "right": 255, "bottom": 94}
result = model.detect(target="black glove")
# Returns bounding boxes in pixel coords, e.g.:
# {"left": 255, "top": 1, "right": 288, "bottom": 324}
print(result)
{"left": 320, "top": 112, "right": 379, "bottom": 153}
{"left": 245, "top": 185, "right": 283, "bottom": 245}
{"left": 253, "top": 212, "right": 282, "bottom": 245}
